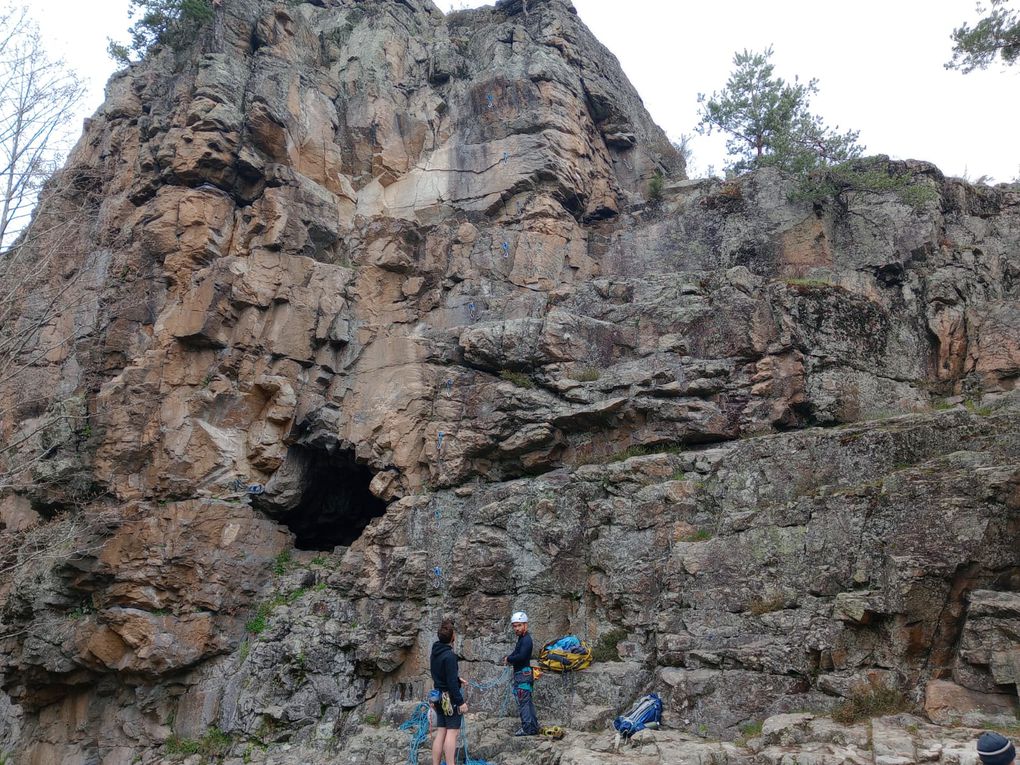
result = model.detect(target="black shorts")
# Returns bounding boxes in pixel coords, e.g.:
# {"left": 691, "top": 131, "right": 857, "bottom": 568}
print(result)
{"left": 433, "top": 703, "right": 462, "bottom": 729}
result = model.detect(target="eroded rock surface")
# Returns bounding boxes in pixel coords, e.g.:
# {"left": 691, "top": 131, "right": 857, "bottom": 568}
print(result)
{"left": 0, "top": 0, "right": 1018, "bottom": 762}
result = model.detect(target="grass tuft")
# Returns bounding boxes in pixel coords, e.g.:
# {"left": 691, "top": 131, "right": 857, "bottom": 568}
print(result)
{"left": 499, "top": 370, "right": 534, "bottom": 388}
{"left": 591, "top": 627, "right": 628, "bottom": 662}
{"left": 832, "top": 679, "right": 909, "bottom": 724}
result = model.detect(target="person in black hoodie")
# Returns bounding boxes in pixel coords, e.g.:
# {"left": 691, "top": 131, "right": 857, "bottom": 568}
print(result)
{"left": 430, "top": 617, "right": 467, "bottom": 765}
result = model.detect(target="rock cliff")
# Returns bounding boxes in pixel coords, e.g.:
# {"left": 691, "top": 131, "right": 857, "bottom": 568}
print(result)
{"left": 0, "top": 0, "right": 1018, "bottom": 763}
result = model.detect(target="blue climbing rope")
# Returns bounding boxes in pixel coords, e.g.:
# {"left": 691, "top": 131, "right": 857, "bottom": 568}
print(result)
{"left": 467, "top": 666, "right": 514, "bottom": 716}
{"left": 461, "top": 715, "right": 497, "bottom": 765}
{"left": 400, "top": 699, "right": 498, "bottom": 765}
{"left": 399, "top": 702, "right": 431, "bottom": 765}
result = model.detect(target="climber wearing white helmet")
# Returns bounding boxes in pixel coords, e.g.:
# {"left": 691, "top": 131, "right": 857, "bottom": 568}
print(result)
{"left": 503, "top": 610, "right": 539, "bottom": 736}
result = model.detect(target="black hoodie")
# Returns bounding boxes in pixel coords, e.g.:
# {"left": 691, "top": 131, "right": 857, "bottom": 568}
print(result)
{"left": 429, "top": 640, "right": 464, "bottom": 708}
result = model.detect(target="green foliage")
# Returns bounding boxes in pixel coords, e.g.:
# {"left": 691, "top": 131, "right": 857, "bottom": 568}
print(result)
{"left": 947, "top": 0, "right": 1020, "bottom": 72}
{"left": 831, "top": 679, "right": 909, "bottom": 724}
{"left": 678, "top": 528, "right": 712, "bottom": 543}
{"left": 363, "top": 713, "right": 381, "bottom": 726}
{"left": 609, "top": 443, "right": 683, "bottom": 462}
{"left": 107, "top": 41, "right": 132, "bottom": 63}
{"left": 244, "top": 607, "right": 269, "bottom": 636}
{"left": 246, "top": 587, "right": 309, "bottom": 634}
{"left": 738, "top": 720, "right": 764, "bottom": 739}
{"left": 109, "top": 0, "right": 215, "bottom": 63}
{"left": 69, "top": 600, "right": 95, "bottom": 619}
{"left": 698, "top": 47, "right": 863, "bottom": 176}
{"left": 164, "top": 727, "right": 233, "bottom": 760}
{"left": 647, "top": 171, "right": 665, "bottom": 202}
{"left": 791, "top": 159, "right": 939, "bottom": 210}
{"left": 272, "top": 550, "right": 293, "bottom": 575}
{"left": 965, "top": 398, "right": 994, "bottom": 416}
{"left": 573, "top": 366, "right": 602, "bottom": 382}
{"left": 591, "top": 627, "right": 628, "bottom": 662}
{"left": 499, "top": 369, "right": 534, "bottom": 388}
{"left": 784, "top": 277, "right": 833, "bottom": 288}
{"left": 164, "top": 736, "right": 199, "bottom": 756}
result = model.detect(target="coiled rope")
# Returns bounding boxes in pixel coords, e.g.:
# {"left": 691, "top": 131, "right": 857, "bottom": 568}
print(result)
{"left": 401, "top": 667, "right": 513, "bottom": 765}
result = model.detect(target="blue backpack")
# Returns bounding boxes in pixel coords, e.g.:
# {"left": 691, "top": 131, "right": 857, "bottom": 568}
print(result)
{"left": 549, "top": 636, "right": 581, "bottom": 652}
{"left": 613, "top": 694, "right": 663, "bottom": 738}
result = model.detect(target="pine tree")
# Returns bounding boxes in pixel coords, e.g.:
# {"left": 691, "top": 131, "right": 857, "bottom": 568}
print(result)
{"left": 697, "top": 47, "right": 863, "bottom": 177}
{"left": 109, "top": 0, "right": 215, "bottom": 64}
{"left": 947, "top": 0, "right": 1020, "bottom": 72}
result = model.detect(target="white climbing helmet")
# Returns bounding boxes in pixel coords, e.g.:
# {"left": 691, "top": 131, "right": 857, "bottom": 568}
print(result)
{"left": 511, "top": 611, "right": 528, "bottom": 624}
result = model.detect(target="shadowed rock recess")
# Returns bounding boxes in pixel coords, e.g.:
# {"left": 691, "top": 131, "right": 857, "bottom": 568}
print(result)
{"left": 0, "top": 0, "right": 1019, "bottom": 763}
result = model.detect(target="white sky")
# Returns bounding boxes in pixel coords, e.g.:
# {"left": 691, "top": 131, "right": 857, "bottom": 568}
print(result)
{"left": 37, "top": 0, "right": 1020, "bottom": 182}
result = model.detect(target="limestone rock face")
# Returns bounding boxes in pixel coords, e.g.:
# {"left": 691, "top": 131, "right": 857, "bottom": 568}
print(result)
{"left": 0, "top": 0, "right": 1019, "bottom": 763}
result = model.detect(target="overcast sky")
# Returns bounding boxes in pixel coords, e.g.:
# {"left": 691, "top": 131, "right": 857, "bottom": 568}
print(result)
{"left": 37, "top": 0, "right": 1020, "bottom": 182}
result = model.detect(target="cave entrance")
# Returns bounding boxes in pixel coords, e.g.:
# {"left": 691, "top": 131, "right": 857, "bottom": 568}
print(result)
{"left": 284, "top": 446, "right": 387, "bottom": 551}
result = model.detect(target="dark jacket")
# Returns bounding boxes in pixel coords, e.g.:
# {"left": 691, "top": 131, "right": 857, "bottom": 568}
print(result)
{"left": 430, "top": 640, "right": 464, "bottom": 707}
{"left": 506, "top": 632, "right": 533, "bottom": 672}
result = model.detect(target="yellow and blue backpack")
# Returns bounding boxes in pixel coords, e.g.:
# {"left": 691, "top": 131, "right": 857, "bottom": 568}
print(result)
{"left": 537, "top": 635, "right": 593, "bottom": 673}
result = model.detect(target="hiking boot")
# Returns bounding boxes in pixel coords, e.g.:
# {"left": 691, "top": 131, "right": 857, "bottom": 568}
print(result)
{"left": 513, "top": 729, "right": 537, "bottom": 737}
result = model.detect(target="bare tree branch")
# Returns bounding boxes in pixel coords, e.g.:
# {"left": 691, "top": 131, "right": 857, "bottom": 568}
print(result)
{"left": 0, "top": 8, "right": 97, "bottom": 501}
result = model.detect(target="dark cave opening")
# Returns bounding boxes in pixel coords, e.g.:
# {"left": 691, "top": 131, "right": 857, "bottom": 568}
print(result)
{"left": 285, "top": 446, "right": 388, "bottom": 551}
